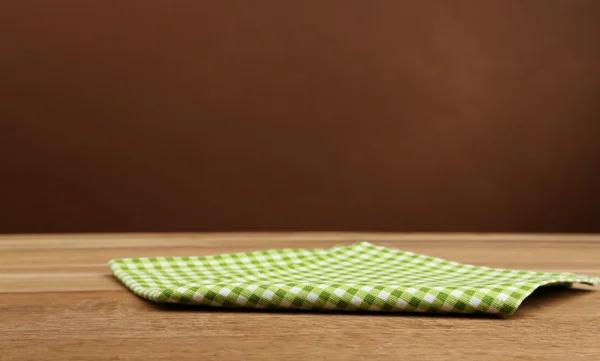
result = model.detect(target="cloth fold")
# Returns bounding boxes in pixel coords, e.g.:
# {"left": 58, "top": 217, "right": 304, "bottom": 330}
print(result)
{"left": 109, "top": 242, "right": 598, "bottom": 316}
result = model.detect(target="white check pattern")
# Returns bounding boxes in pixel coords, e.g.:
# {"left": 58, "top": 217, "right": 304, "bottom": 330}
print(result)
{"left": 110, "top": 242, "right": 599, "bottom": 316}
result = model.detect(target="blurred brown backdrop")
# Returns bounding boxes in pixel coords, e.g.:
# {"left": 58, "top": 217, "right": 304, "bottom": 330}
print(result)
{"left": 1, "top": 0, "right": 600, "bottom": 233}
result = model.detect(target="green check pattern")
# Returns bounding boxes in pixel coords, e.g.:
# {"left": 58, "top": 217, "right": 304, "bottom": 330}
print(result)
{"left": 109, "top": 242, "right": 598, "bottom": 316}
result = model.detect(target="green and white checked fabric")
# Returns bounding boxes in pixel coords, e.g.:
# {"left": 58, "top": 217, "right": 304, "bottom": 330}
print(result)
{"left": 109, "top": 242, "right": 598, "bottom": 316}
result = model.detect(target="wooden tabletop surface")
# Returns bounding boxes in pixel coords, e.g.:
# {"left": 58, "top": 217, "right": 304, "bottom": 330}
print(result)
{"left": 1, "top": 233, "right": 599, "bottom": 360}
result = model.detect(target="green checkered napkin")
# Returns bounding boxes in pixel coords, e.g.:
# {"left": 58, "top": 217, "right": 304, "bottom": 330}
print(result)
{"left": 109, "top": 242, "right": 598, "bottom": 316}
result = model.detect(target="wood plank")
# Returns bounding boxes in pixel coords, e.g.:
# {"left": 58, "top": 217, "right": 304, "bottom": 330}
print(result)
{"left": 1, "top": 239, "right": 599, "bottom": 268}
{"left": 1, "top": 288, "right": 599, "bottom": 360}
{"left": 1, "top": 233, "right": 599, "bottom": 360}
{"left": 2, "top": 232, "right": 600, "bottom": 251}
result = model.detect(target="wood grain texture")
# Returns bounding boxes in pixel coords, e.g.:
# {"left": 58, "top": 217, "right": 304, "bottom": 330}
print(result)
{"left": 1, "top": 233, "right": 599, "bottom": 360}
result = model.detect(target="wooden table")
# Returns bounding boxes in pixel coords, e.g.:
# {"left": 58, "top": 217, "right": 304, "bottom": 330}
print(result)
{"left": 1, "top": 233, "right": 599, "bottom": 360}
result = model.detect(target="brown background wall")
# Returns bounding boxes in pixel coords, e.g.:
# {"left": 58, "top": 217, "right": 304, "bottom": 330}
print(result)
{"left": 1, "top": 0, "right": 600, "bottom": 233}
